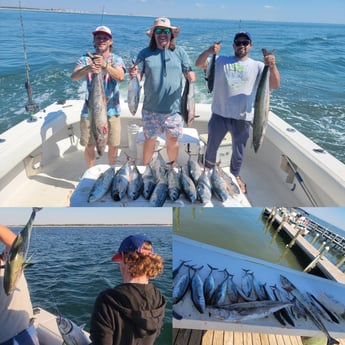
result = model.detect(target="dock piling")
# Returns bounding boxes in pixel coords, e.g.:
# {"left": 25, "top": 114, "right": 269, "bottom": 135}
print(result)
{"left": 304, "top": 246, "right": 330, "bottom": 272}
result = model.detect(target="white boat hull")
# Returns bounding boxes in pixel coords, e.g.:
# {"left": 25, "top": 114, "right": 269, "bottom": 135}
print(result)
{"left": 0, "top": 99, "right": 344, "bottom": 206}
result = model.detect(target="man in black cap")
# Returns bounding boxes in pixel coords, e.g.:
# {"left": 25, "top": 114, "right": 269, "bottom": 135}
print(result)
{"left": 90, "top": 234, "right": 166, "bottom": 345}
{"left": 196, "top": 31, "right": 280, "bottom": 194}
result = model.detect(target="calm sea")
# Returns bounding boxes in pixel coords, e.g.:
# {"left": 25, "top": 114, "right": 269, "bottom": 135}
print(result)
{"left": 4, "top": 225, "right": 172, "bottom": 345}
{"left": 173, "top": 207, "right": 344, "bottom": 274}
{"left": 0, "top": 10, "right": 345, "bottom": 163}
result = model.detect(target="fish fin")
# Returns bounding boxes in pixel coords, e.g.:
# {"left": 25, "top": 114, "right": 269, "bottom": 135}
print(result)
{"left": 23, "top": 262, "right": 34, "bottom": 269}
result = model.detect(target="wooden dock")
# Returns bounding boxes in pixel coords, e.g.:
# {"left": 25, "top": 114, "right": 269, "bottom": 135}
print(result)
{"left": 173, "top": 328, "right": 345, "bottom": 345}
{"left": 263, "top": 208, "right": 345, "bottom": 283}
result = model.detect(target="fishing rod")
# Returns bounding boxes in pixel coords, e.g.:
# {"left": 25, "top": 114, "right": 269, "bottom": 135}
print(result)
{"left": 19, "top": 1, "right": 39, "bottom": 121}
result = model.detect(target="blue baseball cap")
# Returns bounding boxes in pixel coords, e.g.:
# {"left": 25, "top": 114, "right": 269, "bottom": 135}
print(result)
{"left": 112, "top": 234, "right": 153, "bottom": 262}
{"left": 234, "top": 31, "right": 252, "bottom": 42}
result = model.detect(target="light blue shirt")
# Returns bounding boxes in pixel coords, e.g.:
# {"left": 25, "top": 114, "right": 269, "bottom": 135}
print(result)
{"left": 77, "top": 53, "right": 126, "bottom": 117}
{"left": 137, "top": 46, "right": 192, "bottom": 113}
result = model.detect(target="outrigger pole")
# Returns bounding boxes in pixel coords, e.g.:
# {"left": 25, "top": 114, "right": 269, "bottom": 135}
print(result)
{"left": 19, "top": 1, "right": 39, "bottom": 121}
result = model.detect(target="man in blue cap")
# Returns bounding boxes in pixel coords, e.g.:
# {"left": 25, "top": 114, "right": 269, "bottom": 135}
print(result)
{"left": 90, "top": 234, "right": 166, "bottom": 345}
{"left": 196, "top": 31, "right": 280, "bottom": 194}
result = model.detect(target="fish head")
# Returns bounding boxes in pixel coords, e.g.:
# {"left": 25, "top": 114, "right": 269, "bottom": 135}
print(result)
{"left": 56, "top": 315, "right": 73, "bottom": 335}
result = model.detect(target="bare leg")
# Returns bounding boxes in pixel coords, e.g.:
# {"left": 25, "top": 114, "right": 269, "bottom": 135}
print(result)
{"left": 108, "top": 146, "right": 118, "bottom": 165}
{"left": 166, "top": 132, "right": 179, "bottom": 164}
{"left": 84, "top": 145, "right": 96, "bottom": 168}
{"left": 143, "top": 138, "right": 157, "bottom": 165}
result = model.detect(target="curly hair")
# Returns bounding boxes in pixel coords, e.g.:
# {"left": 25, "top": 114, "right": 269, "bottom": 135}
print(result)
{"left": 123, "top": 242, "right": 164, "bottom": 279}
{"left": 149, "top": 34, "right": 176, "bottom": 51}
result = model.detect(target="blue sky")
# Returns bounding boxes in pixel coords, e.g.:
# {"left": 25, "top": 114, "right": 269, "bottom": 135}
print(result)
{"left": 1, "top": 0, "right": 344, "bottom": 24}
{"left": 0, "top": 208, "right": 172, "bottom": 225}
{"left": 305, "top": 208, "right": 345, "bottom": 233}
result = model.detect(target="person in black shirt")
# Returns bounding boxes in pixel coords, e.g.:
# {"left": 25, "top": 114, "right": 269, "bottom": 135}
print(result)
{"left": 90, "top": 234, "right": 166, "bottom": 345}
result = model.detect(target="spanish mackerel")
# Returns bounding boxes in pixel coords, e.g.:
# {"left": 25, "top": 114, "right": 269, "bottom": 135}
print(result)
{"left": 180, "top": 79, "right": 196, "bottom": 127}
{"left": 252, "top": 49, "right": 273, "bottom": 153}
{"left": 280, "top": 275, "right": 339, "bottom": 345}
{"left": 87, "top": 52, "right": 108, "bottom": 156}
{"left": 127, "top": 72, "right": 141, "bottom": 116}
{"left": 208, "top": 300, "right": 292, "bottom": 322}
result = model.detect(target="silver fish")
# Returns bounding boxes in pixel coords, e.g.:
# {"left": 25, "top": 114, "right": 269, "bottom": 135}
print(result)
{"left": 217, "top": 168, "right": 240, "bottom": 196}
{"left": 173, "top": 266, "right": 190, "bottom": 305}
{"left": 142, "top": 164, "right": 157, "bottom": 200}
{"left": 280, "top": 275, "right": 339, "bottom": 345}
{"left": 127, "top": 161, "right": 143, "bottom": 200}
{"left": 167, "top": 167, "right": 181, "bottom": 201}
{"left": 210, "top": 166, "right": 228, "bottom": 202}
{"left": 111, "top": 160, "right": 131, "bottom": 201}
{"left": 4, "top": 207, "right": 41, "bottom": 295}
{"left": 88, "top": 167, "right": 115, "bottom": 203}
{"left": 173, "top": 259, "right": 191, "bottom": 280}
{"left": 181, "top": 79, "right": 196, "bottom": 127}
{"left": 87, "top": 53, "right": 108, "bottom": 156}
{"left": 227, "top": 274, "right": 239, "bottom": 304}
{"left": 196, "top": 169, "right": 212, "bottom": 204}
{"left": 150, "top": 173, "right": 168, "bottom": 207}
{"left": 211, "top": 269, "right": 229, "bottom": 306}
{"left": 56, "top": 315, "right": 91, "bottom": 345}
{"left": 241, "top": 269, "right": 254, "bottom": 298}
{"left": 208, "top": 300, "right": 292, "bottom": 322}
{"left": 204, "top": 264, "right": 217, "bottom": 306}
{"left": 180, "top": 167, "right": 197, "bottom": 203}
{"left": 191, "top": 266, "right": 206, "bottom": 313}
{"left": 127, "top": 74, "right": 141, "bottom": 116}
{"left": 252, "top": 51, "right": 272, "bottom": 153}
{"left": 187, "top": 155, "right": 202, "bottom": 186}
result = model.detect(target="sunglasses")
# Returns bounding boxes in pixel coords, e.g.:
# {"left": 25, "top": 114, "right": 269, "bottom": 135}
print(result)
{"left": 155, "top": 28, "right": 171, "bottom": 35}
{"left": 234, "top": 40, "right": 251, "bottom": 47}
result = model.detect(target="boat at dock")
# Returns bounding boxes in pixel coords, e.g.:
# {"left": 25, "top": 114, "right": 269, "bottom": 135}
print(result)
{"left": 1, "top": 99, "right": 345, "bottom": 207}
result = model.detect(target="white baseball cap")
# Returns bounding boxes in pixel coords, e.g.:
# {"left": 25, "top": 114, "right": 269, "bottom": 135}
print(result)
{"left": 92, "top": 25, "right": 112, "bottom": 38}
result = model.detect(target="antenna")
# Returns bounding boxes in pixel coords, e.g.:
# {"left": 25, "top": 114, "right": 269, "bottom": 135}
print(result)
{"left": 100, "top": 5, "right": 105, "bottom": 25}
{"left": 19, "top": 1, "right": 39, "bottom": 121}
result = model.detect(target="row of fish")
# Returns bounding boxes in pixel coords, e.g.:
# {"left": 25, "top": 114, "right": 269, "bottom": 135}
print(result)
{"left": 88, "top": 152, "right": 241, "bottom": 205}
{"left": 173, "top": 260, "right": 343, "bottom": 344}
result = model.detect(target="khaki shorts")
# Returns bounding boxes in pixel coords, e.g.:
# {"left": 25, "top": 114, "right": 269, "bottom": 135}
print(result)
{"left": 80, "top": 116, "right": 121, "bottom": 147}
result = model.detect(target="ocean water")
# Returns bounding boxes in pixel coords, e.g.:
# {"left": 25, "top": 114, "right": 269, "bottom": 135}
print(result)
{"left": 0, "top": 10, "right": 345, "bottom": 163}
{"left": 4, "top": 225, "right": 172, "bottom": 345}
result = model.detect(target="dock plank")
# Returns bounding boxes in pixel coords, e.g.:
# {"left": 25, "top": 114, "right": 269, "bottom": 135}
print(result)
{"left": 174, "top": 329, "right": 345, "bottom": 345}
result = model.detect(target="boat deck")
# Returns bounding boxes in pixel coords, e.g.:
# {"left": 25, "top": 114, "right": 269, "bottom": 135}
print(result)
{"left": 173, "top": 328, "right": 345, "bottom": 345}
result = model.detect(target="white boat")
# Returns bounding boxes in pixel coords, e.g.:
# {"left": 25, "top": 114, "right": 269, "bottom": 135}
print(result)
{"left": 34, "top": 307, "right": 90, "bottom": 345}
{"left": 173, "top": 235, "right": 345, "bottom": 339}
{"left": 1, "top": 99, "right": 345, "bottom": 207}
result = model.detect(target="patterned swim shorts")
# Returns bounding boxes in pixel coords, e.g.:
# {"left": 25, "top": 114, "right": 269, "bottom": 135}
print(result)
{"left": 142, "top": 109, "right": 184, "bottom": 140}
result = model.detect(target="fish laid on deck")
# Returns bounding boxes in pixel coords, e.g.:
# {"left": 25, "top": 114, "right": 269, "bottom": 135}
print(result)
{"left": 208, "top": 300, "right": 292, "bottom": 322}
{"left": 88, "top": 167, "right": 115, "bottom": 203}
{"left": 280, "top": 274, "right": 340, "bottom": 345}
{"left": 3, "top": 207, "right": 41, "bottom": 295}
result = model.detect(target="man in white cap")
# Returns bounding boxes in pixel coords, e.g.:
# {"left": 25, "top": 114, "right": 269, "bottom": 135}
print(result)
{"left": 129, "top": 17, "right": 196, "bottom": 165}
{"left": 71, "top": 25, "right": 126, "bottom": 167}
